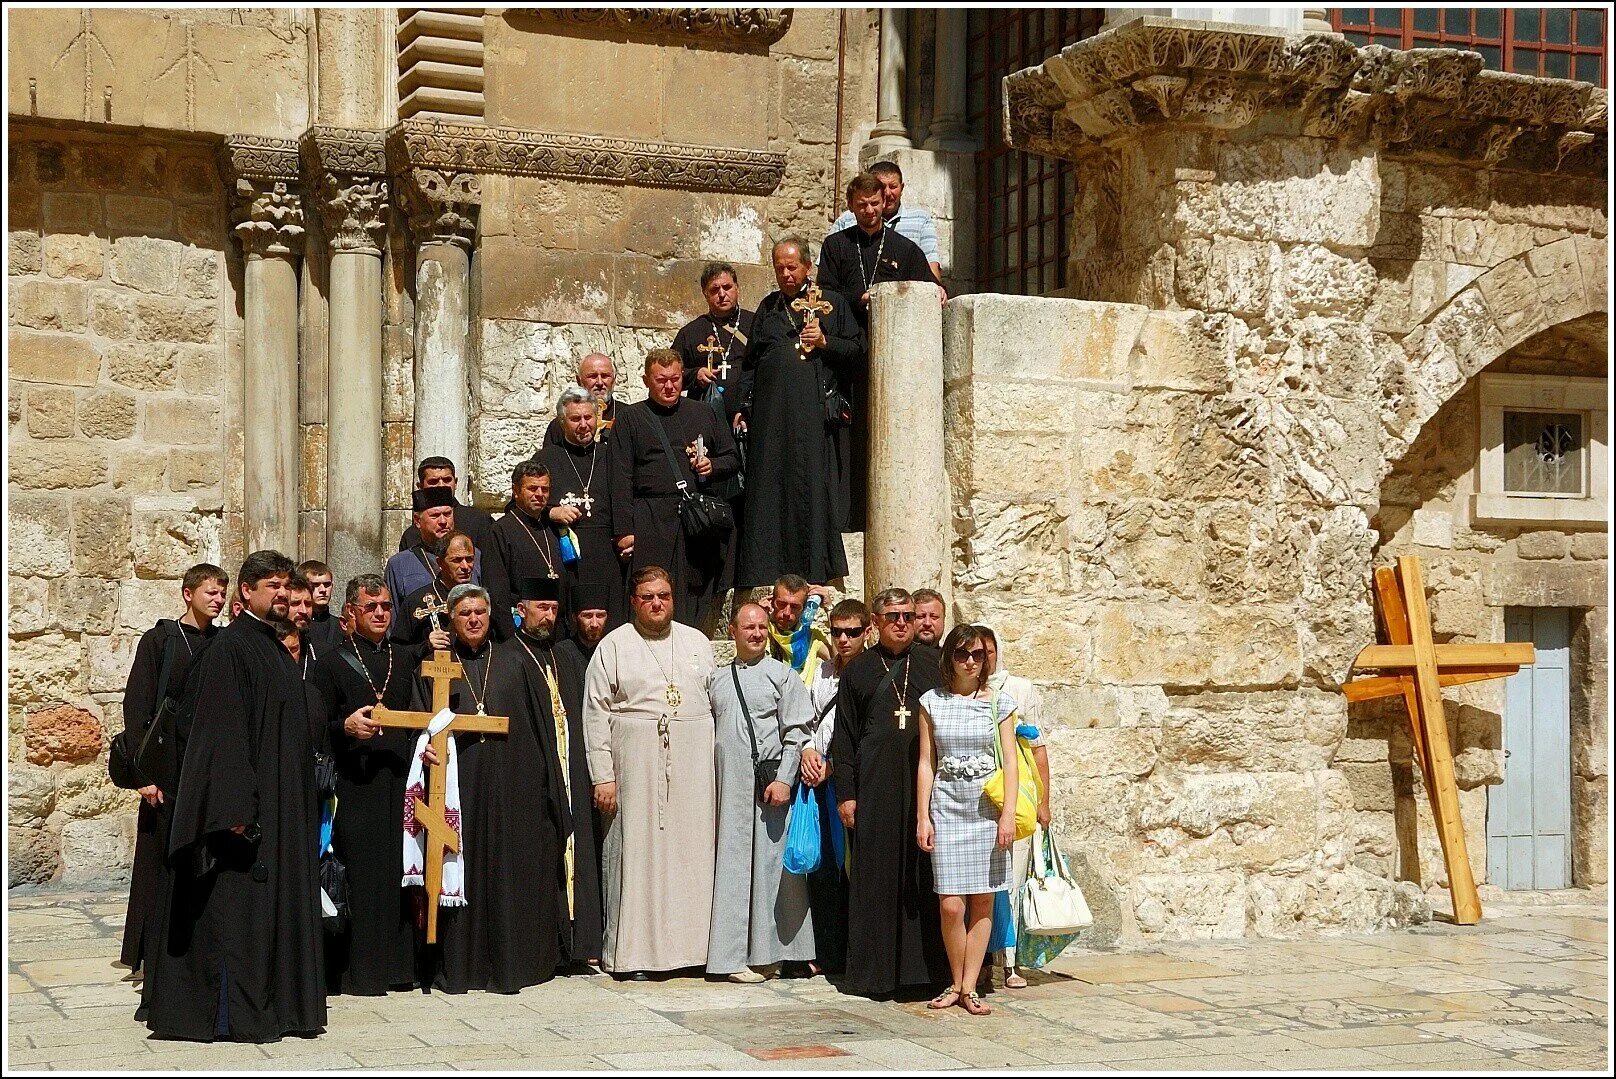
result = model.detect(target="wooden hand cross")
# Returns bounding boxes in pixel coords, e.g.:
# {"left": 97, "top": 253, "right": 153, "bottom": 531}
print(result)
{"left": 790, "top": 284, "right": 835, "bottom": 357}
{"left": 372, "top": 649, "right": 509, "bottom": 942}
{"left": 1341, "top": 556, "right": 1535, "bottom": 926}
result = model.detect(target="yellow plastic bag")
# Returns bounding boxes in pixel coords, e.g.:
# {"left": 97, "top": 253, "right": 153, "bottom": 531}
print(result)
{"left": 982, "top": 700, "right": 1039, "bottom": 842}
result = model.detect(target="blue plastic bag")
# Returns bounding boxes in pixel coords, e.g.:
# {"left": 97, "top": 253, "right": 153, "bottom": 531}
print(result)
{"left": 782, "top": 782, "right": 822, "bottom": 875}
{"left": 988, "top": 888, "right": 1016, "bottom": 952}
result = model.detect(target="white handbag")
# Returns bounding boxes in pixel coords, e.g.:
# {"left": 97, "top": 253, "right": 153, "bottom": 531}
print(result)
{"left": 1022, "top": 825, "right": 1092, "bottom": 935}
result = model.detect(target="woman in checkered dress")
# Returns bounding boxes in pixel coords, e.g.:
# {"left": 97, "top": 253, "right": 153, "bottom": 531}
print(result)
{"left": 915, "top": 624, "right": 1019, "bottom": 1016}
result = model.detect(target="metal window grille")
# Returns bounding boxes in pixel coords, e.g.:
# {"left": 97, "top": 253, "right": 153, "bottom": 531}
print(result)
{"left": 1330, "top": 8, "right": 1607, "bottom": 86}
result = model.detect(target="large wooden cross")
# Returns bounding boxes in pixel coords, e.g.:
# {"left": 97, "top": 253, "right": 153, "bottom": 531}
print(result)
{"left": 372, "top": 649, "right": 508, "bottom": 943}
{"left": 1341, "top": 555, "right": 1534, "bottom": 926}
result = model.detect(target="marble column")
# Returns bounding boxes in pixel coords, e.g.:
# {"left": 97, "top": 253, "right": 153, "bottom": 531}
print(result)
{"left": 866, "top": 9, "right": 913, "bottom": 157}
{"left": 230, "top": 177, "right": 304, "bottom": 556}
{"left": 1302, "top": 9, "right": 1337, "bottom": 34}
{"left": 864, "top": 281, "right": 950, "bottom": 610}
{"left": 923, "top": 9, "right": 973, "bottom": 152}
{"left": 402, "top": 169, "right": 480, "bottom": 493}
{"left": 307, "top": 134, "right": 389, "bottom": 585}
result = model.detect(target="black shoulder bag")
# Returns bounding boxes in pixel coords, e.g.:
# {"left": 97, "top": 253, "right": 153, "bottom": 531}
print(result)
{"left": 731, "top": 662, "right": 784, "bottom": 803}
{"left": 109, "top": 620, "right": 184, "bottom": 790}
{"left": 648, "top": 407, "right": 734, "bottom": 541}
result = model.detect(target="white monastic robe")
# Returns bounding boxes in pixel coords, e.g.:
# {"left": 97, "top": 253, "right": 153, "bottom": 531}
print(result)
{"left": 582, "top": 621, "right": 717, "bottom": 973}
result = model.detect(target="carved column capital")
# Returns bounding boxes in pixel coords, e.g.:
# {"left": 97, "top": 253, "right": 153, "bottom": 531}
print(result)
{"left": 402, "top": 169, "right": 481, "bottom": 249}
{"left": 230, "top": 178, "right": 307, "bottom": 258}
{"left": 300, "top": 126, "right": 390, "bottom": 256}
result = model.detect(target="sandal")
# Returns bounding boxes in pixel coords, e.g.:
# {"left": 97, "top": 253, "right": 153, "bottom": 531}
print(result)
{"left": 927, "top": 988, "right": 962, "bottom": 1010}
{"left": 1004, "top": 972, "right": 1028, "bottom": 990}
{"left": 960, "top": 991, "right": 992, "bottom": 1016}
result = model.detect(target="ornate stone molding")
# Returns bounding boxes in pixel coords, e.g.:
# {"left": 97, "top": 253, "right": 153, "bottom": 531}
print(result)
{"left": 228, "top": 179, "right": 305, "bottom": 259}
{"left": 387, "top": 118, "right": 787, "bottom": 196}
{"left": 1005, "top": 18, "right": 1607, "bottom": 174}
{"left": 219, "top": 135, "right": 301, "bottom": 184}
{"left": 509, "top": 8, "right": 791, "bottom": 47}
{"left": 300, "top": 125, "right": 389, "bottom": 177}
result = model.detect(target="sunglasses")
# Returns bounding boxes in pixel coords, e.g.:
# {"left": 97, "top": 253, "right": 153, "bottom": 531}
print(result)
{"left": 358, "top": 601, "right": 393, "bottom": 613}
{"left": 952, "top": 647, "right": 987, "bottom": 664}
{"left": 829, "top": 626, "right": 866, "bottom": 639}
{"left": 881, "top": 611, "right": 916, "bottom": 623}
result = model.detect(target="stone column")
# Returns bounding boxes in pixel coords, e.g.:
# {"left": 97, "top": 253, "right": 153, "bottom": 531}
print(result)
{"left": 923, "top": 9, "right": 973, "bottom": 153}
{"left": 222, "top": 138, "right": 305, "bottom": 557}
{"left": 864, "top": 281, "right": 950, "bottom": 610}
{"left": 304, "top": 128, "right": 389, "bottom": 584}
{"left": 866, "top": 9, "right": 913, "bottom": 157}
{"left": 1302, "top": 9, "right": 1337, "bottom": 34}
{"left": 398, "top": 167, "right": 480, "bottom": 493}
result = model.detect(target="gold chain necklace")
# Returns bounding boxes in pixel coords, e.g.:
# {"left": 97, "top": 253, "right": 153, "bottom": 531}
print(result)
{"left": 346, "top": 633, "right": 393, "bottom": 703}
{"left": 511, "top": 510, "right": 560, "bottom": 578}
{"left": 459, "top": 646, "right": 495, "bottom": 715}
{"left": 640, "top": 630, "right": 682, "bottom": 711}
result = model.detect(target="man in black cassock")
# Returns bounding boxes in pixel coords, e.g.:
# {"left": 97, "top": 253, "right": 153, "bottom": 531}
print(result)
{"left": 507, "top": 577, "right": 605, "bottom": 967}
{"left": 397, "top": 456, "right": 495, "bottom": 553}
{"left": 298, "top": 561, "right": 344, "bottom": 660}
{"left": 610, "top": 349, "right": 740, "bottom": 628}
{"left": 117, "top": 563, "right": 228, "bottom": 975}
{"left": 815, "top": 173, "right": 936, "bottom": 534}
{"left": 542, "top": 353, "right": 619, "bottom": 450}
{"left": 139, "top": 550, "right": 326, "bottom": 1042}
{"left": 673, "top": 262, "right": 752, "bottom": 605}
{"left": 734, "top": 238, "right": 865, "bottom": 589}
{"left": 534, "top": 388, "right": 625, "bottom": 630}
{"left": 387, "top": 487, "right": 484, "bottom": 607}
{"left": 419, "top": 584, "right": 572, "bottom": 994}
{"left": 309, "top": 574, "right": 419, "bottom": 996}
{"left": 483, "top": 460, "right": 566, "bottom": 640}
{"left": 393, "top": 532, "right": 477, "bottom": 647}
{"left": 830, "top": 588, "right": 948, "bottom": 999}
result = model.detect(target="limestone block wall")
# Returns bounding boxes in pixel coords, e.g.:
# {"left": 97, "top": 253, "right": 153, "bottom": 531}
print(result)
{"left": 463, "top": 8, "right": 877, "bottom": 505}
{"left": 8, "top": 127, "right": 236, "bottom": 885}
{"left": 1365, "top": 321, "right": 1609, "bottom": 892}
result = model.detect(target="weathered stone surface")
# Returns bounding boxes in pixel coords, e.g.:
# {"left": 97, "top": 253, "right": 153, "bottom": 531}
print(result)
{"left": 25, "top": 386, "right": 75, "bottom": 438}
{"left": 1515, "top": 531, "right": 1570, "bottom": 560}
{"left": 131, "top": 505, "right": 223, "bottom": 578}
{"left": 10, "top": 229, "right": 43, "bottom": 274}
{"left": 1132, "top": 871, "right": 1246, "bottom": 939}
{"left": 6, "top": 494, "right": 73, "bottom": 577}
{"left": 1092, "top": 603, "right": 1300, "bottom": 688}
{"left": 60, "top": 817, "right": 131, "bottom": 885}
{"left": 141, "top": 397, "right": 220, "bottom": 444}
{"left": 110, "top": 236, "right": 182, "bottom": 295}
{"left": 1570, "top": 533, "right": 1607, "bottom": 561}
{"left": 24, "top": 705, "right": 103, "bottom": 766}
{"left": 11, "top": 279, "right": 89, "bottom": 332}
{"left": 72, "top": 498, "right": 132, "bottom": 578}
{"left": 105, "top": 342, "right": 179, "bottom": 390}
{"left": 7, "top": 634, "right": 88, "bottom": 710}
{"left": 1161, "top": 691, "right": 1345, "bottom": 773}
{"left": 41, "top": 232, "right": 105, "bottom": 280}
{"left": 133, "top": 295, "right": 218, "bottom": 343}
{"left": 9, "top": 330, "right": 101, "bottom": 385}
{"left": 9, "top": 442, "right": 107, "bottom": 490}
{"left": 9, "top": 826, "right": 61, "bottom": 886}
{"left": 78, "top": 391, "right": 137, "bottom": 440}
{"left": 9, "top": 764, "right": 57, "bottom": 824}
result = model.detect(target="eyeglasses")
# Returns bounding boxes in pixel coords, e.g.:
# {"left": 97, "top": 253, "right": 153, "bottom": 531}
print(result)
{"left": 358, "top": 601, "right": 393, "bottom": 613}
{"left": 952, "top": 647, "right": 987, "bottom": 664}
{"left": 881, "top": 611, "right": 916, "bottom": 623}
{"left": 828, "top": 626, "right": 865, "bottom": 638}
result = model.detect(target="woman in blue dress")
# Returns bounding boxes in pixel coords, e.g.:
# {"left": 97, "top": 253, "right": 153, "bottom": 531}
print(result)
{"left": 915, "top": 624, "right": 1019, "bottom": 1016}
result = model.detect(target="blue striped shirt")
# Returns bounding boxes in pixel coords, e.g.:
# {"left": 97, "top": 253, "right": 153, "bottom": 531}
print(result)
{"left": 827, "top": 203, "right": 940, "bottom": 264}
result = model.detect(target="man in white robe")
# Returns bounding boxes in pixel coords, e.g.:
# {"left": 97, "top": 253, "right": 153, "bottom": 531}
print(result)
{"left": 706, "top": 603, "right": 814, "bottom": 981}
{"left": 582, "top": 565, "right": 717, "bottom": 977}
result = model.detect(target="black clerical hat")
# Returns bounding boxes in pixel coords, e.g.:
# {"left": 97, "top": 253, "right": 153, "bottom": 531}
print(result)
{"left": 412, "top": 486, "right": 457, "bottom": 512}
{"left": 518, "top": 576, "right": 561, "bottom": 602}
{"left": 574, "top": 583, "right": 610, "bottom": 613}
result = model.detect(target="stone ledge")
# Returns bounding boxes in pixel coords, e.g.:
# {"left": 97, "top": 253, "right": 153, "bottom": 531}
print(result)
{"left": 1006, "top": 17, "right": 1607, "bottom": 175}
{"left": 506, "top": 8, "right": 793, "bottom": 49}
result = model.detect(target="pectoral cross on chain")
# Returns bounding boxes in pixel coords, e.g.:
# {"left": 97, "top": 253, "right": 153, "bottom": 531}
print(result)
{"left": 894, "top": 703, "right": 911, "bottom": 730}
{"left": 372, "top": 651, "right": 509, "bottom": 943}
{"left": 414, "top": 592, "right": 449, "bottom": 632}
{"left": 790, "top": 284, "right": 835, "bottom": 358}
{"left": 560, "top": 490, "right": 594, "bottom": 517}
{"left": 696, "top": 336, "right": 725, "bottom": 369}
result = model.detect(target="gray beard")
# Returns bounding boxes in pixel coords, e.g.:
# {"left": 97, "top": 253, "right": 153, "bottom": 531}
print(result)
{"left": 522, "top": 625, "right": 555, "bottom": 646}
{"left": 424, "top": 535, "right": 448, "bottom": 557}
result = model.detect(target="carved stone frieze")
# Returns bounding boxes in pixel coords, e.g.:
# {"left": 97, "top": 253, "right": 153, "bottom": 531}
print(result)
{"left": 1005, "top": 17, "right": 1608, "bottom": 174}
{"left": 509, "top": 7, "right": 792, "bottom": 46}
{"left": 228, "top": 179, "right": 305, "bottom": 259}
{"left": 219, "top": 135, "right": 301, "bottom": 184}
{"left": 387, "top": 118, "right": 787, "bottom": 196}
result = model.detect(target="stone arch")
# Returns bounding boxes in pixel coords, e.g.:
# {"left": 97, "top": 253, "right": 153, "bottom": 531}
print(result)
{"left": 1383, "top": 235, "right": 1607, "bottom": 477}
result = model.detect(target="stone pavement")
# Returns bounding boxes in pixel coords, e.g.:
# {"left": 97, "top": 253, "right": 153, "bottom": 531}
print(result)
{"left": 7, "top": 889, "right": 1608, "bottom": 1072}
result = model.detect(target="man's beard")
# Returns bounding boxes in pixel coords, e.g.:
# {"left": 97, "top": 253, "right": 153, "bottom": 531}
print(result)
{"left": 523, "top": 624, "right": 555, "bottom": 646}
{"left": 425, "top": 534, "right": 448, "bottom": 557}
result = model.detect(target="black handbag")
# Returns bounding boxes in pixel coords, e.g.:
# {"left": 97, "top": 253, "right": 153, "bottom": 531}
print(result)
{"left": 648, "top": 407, "right": 734, "bottom": 541}
{"left": 110, "top": 621, "right": 183, "bottom": 791}
{"left": 731, "top": 662, "right": 783, "bottom": 803}
{"left": 818, "top": 359, "right": 853, "bottom": 429}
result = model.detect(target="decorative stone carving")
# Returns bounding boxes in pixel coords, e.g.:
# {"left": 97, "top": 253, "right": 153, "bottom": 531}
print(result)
{"left": 387, "top": 118, "right": 787, "bottom": 197}
{"left": 1006, "top": 18, "right": 1607, "bottom": 175}
{"left": 315, "top": 174, "right": 389, "bottom": 255}
{"left": 219, "top": 134, "right": 301, "bottom": 184}
{"left": 398, "top": 168, "right": 480, "bottom": 249}
{"left": 229, "top": 179, "right": 306, "bottom": 258}
{"left": 509, "top": 8, "right": 792, "bottom": 47}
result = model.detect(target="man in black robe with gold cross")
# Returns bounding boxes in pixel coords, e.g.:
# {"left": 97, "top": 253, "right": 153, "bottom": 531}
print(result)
{"left": 734, "top": 238, "right": 865, "bottom": 589}
{"left": 830, "top": 587, "right": 948, "bottom": 1000}
{"left": 393, "top": 531, "right": 478, "bottom": 647}
{"left": 309, "top": 574, "right": 420, "bottom": 996}
{"left": 484, "top": 460, "right": 566, "bottom": 641}
{"left": 139, "top": 550, "right": 326, "bottom": 1042}
{"left": 417, "top": 583, "right": 572, "bottom": 994}
{"left": 507, "top": 576, "right": 605, "bottom": 967}
{"left": 535, "top": 387, "right": 625, "bottom": 631}
{"left": 610, "top": 349, "right": 740, "bottom": 628}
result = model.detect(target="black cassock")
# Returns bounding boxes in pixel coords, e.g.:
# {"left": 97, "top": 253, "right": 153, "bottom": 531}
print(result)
{"left": 392, "top": 577, "right": 455, "bottom": 647}
{"left": 309, "top": 634, "right": 419, "bottom": 996}
{"left": 734, "top": 285, "right": 864, "bottom": 588}
{"left": 420, "top": 638, "right": 572, "bottom": 994}
{"left": 535, "top": 436, "right": 626, "bottom": 631}
{"left": 483, "top": 506, "right": 567, "bottom": 640}
{"left": 814, "top": 225, "right": 933, "bottom": 534}
{"left": 830, "top": 642, "right": 948, "bottom": 998}
{"left": 674, "top": 310, "right": 753, "bottom": 596}
{"left": 511, "top": 630, "right": 605, "bottom": 964}
{"left": 139, "top": 613, "right": 325, "bottom": 1042}
{"left": 398, "top": 498, "right": 495, "bottom": 553}
{"left": 119, "top": 619, "right": 216, "bottom": 972}
{"left": 609, "top": 398, "right": 740, "bottom": 628}
{"left": 542, "top": 398, "right": 618, "bottom": 451}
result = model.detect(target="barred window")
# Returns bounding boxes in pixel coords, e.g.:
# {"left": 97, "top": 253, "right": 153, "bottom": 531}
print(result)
{"left": 1330, "top": 8, "right": 1607, "bottom": 85}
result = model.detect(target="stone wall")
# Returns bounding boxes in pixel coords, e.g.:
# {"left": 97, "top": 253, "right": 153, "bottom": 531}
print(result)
{"left": 465, "top": 8, "right": 877, "bottom": 504}
{"left": 1365, "top": 319, "right": 1609, "bottom": 893}
{"left": 8, "top": 127, "right": 235, "bottom": 885}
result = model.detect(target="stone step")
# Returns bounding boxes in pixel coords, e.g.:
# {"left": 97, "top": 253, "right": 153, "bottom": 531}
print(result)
{"left": 708, "top": 531, "right": 864, "bottom": 653}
